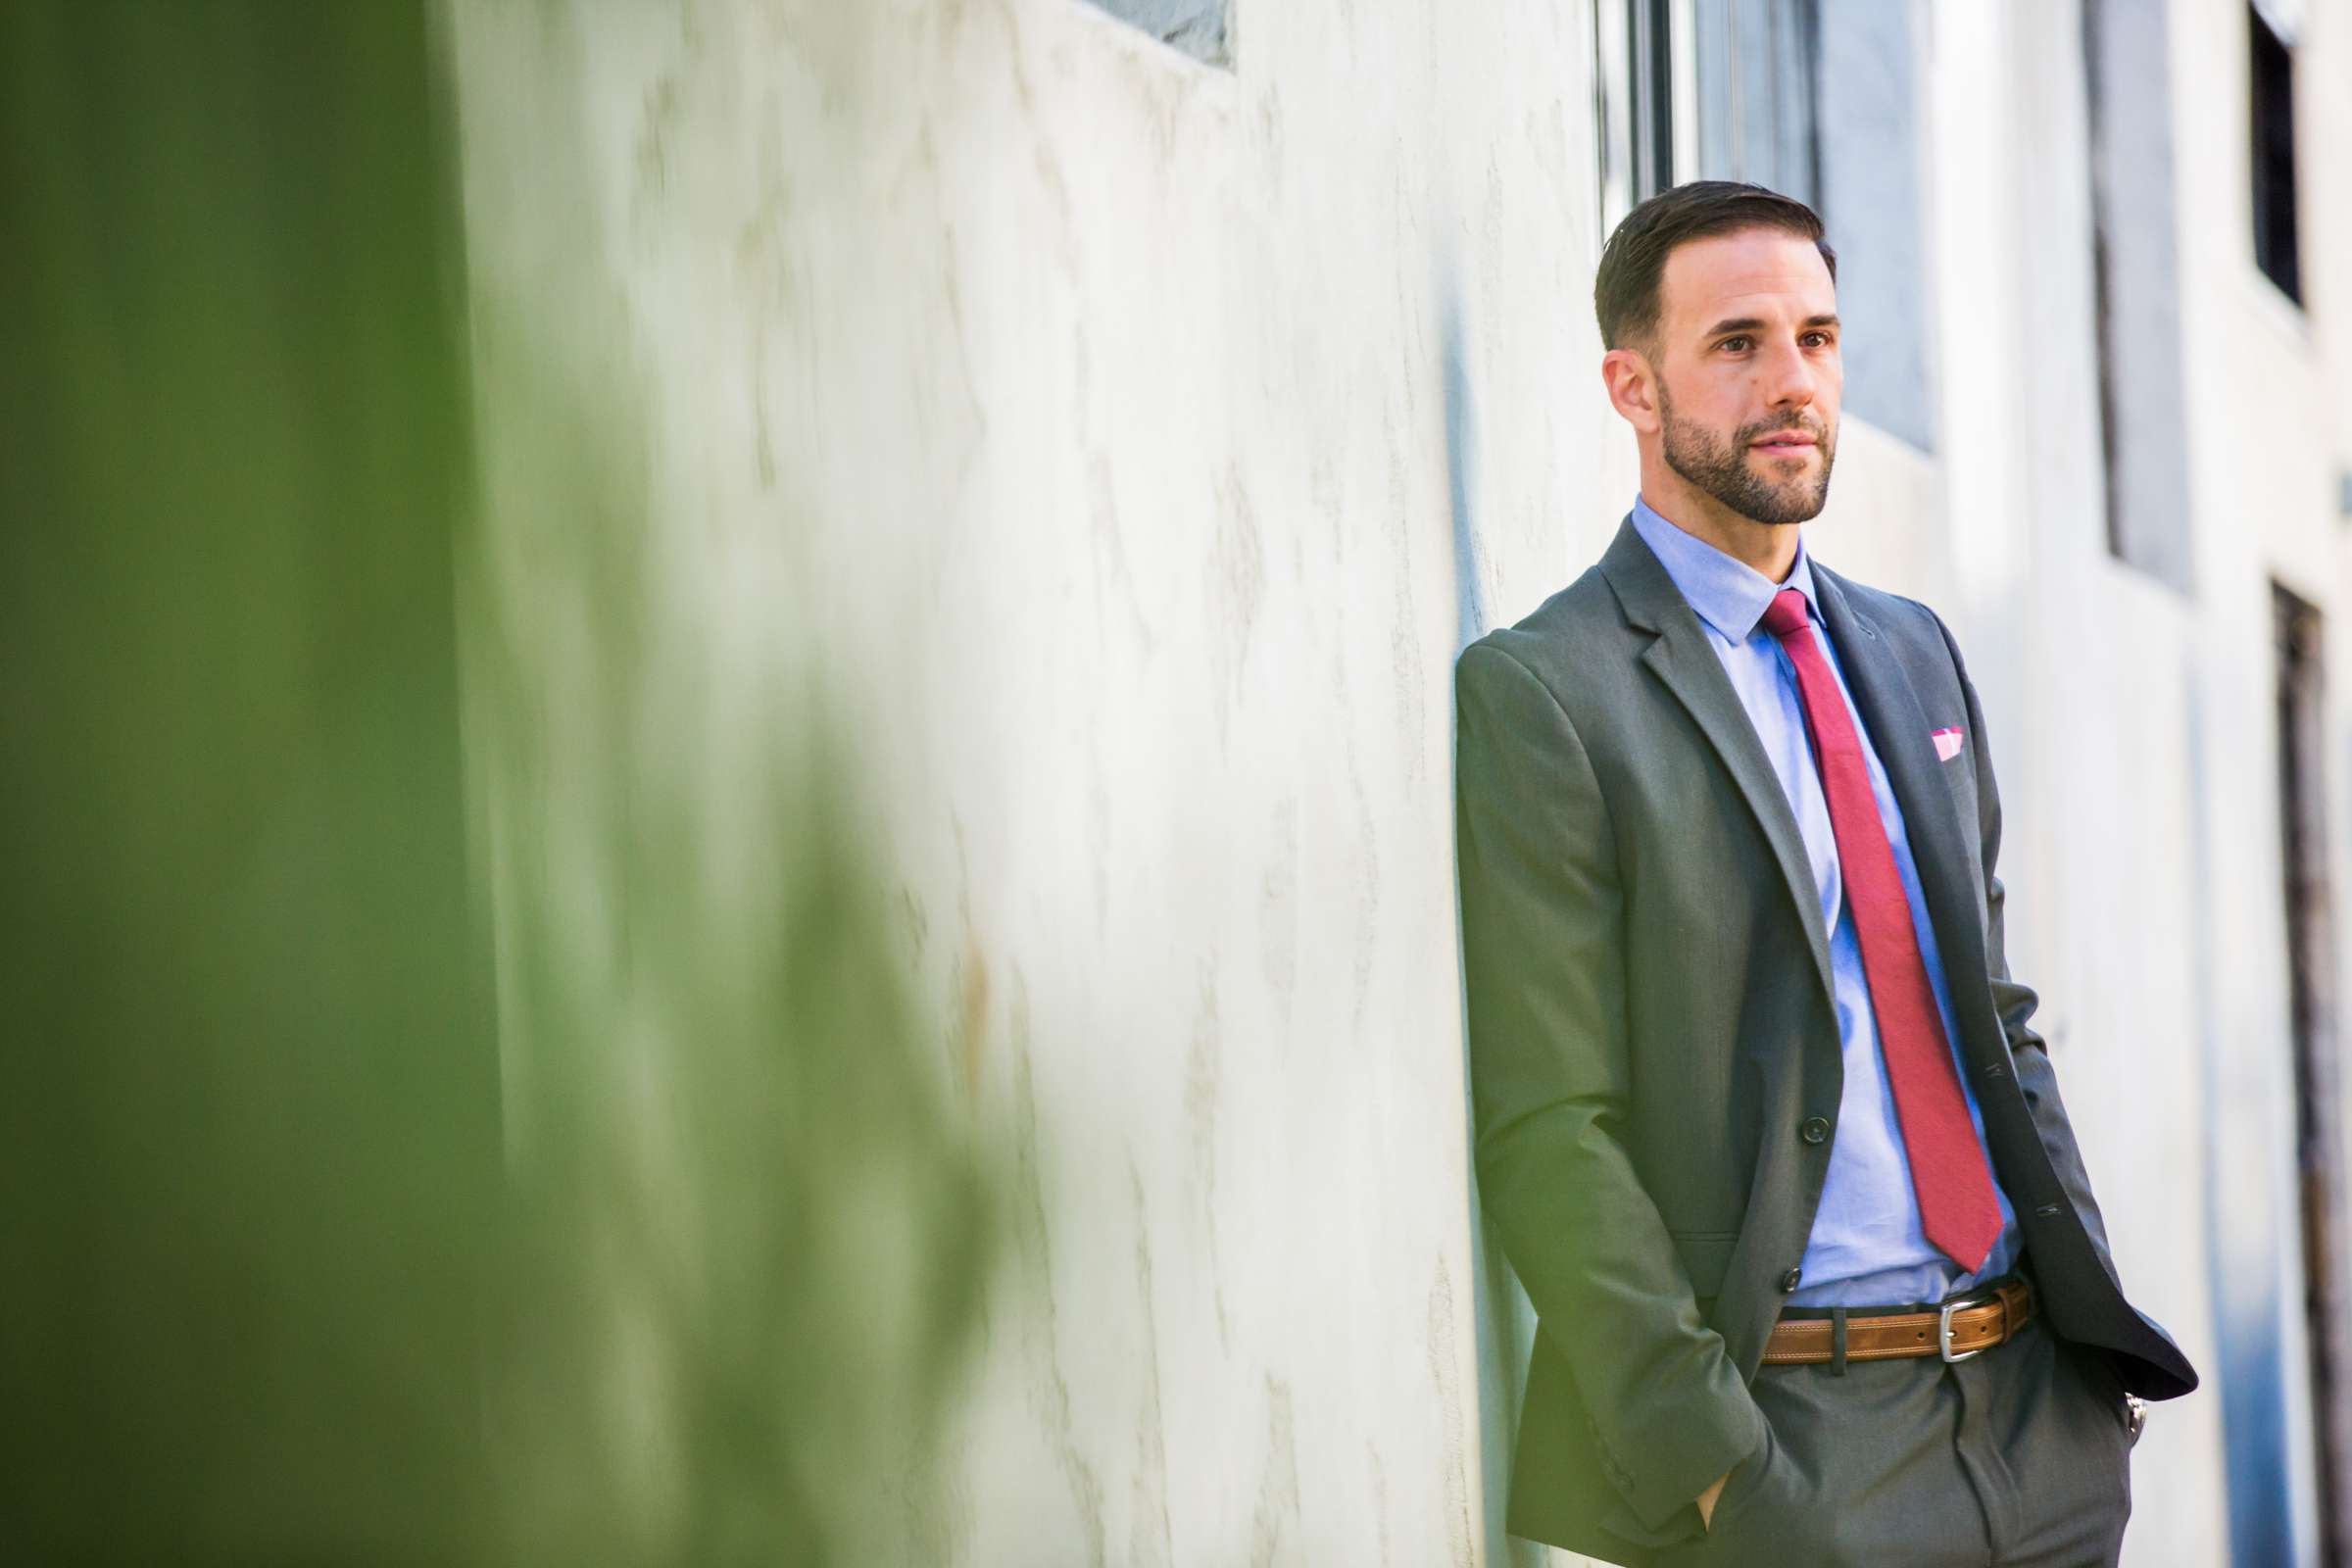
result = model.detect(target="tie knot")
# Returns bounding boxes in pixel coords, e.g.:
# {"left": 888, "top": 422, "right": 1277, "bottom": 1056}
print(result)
{"left": 1761, "top": 587, "right": 1812, "bottom": 640}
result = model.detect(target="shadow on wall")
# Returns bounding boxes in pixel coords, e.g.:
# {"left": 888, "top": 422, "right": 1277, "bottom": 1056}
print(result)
{"left": 0, "top": 4, "right": 1002, "bottom": 1560}
{"left": 1442, "top": 272, "right": 1551, "bottom": 1568}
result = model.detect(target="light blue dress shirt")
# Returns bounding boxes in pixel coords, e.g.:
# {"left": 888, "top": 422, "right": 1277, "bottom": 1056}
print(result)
{"left": 1628, "top": 494, "right": 2020, "bottom": 1308}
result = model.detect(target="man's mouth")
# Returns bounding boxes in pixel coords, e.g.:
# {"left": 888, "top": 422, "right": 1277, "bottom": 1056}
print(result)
{"left": 1749, "top": 432, "right": 1818, "bottom": 459}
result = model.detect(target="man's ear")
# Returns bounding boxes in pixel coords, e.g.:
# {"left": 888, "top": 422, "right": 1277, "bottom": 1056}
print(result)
{"left": 1601, "top": 346, "right": 1662, "bottom": 435}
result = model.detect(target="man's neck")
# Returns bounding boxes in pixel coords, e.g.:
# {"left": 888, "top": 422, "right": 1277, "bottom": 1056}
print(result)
{"left": 1639, "top": 472, "right": 1801, "bottom": 583}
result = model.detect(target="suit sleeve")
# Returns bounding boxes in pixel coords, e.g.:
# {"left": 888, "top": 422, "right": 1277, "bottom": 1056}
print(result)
{"left": 1928, "top": 612, "right": 2128, "bottom": 1282}
{"left": 1453, "top": 641, "right": 1765, "bottom": 1536}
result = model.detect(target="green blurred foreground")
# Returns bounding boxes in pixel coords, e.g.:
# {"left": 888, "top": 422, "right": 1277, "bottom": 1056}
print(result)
{"left": 0, "top": 5, "right": 998, "bottom": 1559}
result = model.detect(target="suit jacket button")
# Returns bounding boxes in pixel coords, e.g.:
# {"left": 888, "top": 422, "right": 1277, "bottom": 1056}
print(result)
{"left": 1781, "top": 1266, "right": 1803, "bottom": 1292}
{"left": 1800, "top": 1116, "right": 1830, "bottom": 1144}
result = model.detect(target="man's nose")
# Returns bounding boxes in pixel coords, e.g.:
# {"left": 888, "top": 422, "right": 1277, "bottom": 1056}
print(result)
{"left": 1760, "top": 336, "right": 1817, "bottom": 410}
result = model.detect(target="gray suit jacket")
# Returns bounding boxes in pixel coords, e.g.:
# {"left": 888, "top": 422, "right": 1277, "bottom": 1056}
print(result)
{"left": 1453, "top": 517, "right": 2197, "bottom": 1563}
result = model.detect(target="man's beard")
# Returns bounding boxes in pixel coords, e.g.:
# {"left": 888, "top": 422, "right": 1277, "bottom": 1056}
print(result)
{"left": 1657, "top": 378, "right": 1837, "bottom": 526}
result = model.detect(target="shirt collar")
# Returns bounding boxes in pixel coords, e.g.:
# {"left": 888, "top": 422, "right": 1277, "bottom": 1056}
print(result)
{"left": 1628, "top": 491, "right": 1818, "bottom": 643}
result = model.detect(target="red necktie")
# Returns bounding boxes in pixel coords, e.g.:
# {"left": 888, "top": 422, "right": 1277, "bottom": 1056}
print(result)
{"left": 1761, "top": 588, "right": 2003, "bottom": 1273}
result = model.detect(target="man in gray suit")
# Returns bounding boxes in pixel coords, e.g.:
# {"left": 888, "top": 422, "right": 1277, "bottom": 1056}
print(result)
{"left": 1453, "top": 181, "right": 2197, "bottom": 1566}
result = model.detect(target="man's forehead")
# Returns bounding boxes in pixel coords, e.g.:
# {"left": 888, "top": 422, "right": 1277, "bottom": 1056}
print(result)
{"left": 1660, "top": 230, "right": 1836, "bottom": 326}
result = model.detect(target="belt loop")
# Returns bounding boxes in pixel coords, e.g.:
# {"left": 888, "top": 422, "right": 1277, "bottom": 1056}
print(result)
{"left": 1830, "top": 1307, "right": 1848, "bottom": 1376}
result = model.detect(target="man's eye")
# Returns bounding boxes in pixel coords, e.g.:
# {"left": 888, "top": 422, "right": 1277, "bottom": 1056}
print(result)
{"left": 1721, "top": 336, "right": 1750, "bottom": 352}
{"left": 1803, "top": 332, "right": 1834, "bottom": 348}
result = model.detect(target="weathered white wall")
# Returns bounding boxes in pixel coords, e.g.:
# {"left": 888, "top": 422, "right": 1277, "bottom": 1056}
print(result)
{"left": 2173, "top": 1, "right": 2352, "bottom": 1560}
{"left": 444, "top": 0, "right": 2349, "bottom": 1562}
{"left": 446, "top": 1, "right": 1603, "bottom": 1561}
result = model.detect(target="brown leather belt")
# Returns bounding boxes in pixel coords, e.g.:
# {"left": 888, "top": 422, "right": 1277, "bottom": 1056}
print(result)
{"left": 1761, "top": 1277, "right": 2034, "bottom": 1366}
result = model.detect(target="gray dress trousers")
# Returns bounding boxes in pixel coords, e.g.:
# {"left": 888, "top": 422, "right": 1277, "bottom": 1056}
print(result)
{"left": 1654, "top": 1309, "right": 2137, "bottom": 1567}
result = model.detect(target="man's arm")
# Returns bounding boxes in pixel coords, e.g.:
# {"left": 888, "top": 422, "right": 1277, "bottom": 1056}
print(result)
{"left": 1454, "top": 642, "right": 1764, "bottom": 1537}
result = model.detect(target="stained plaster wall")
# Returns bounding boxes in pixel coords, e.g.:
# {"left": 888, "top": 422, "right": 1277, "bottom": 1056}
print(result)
{"left": 445, "top": 0, "right": 1604, "bottom": 1561}
{"left": 2167, "top": 0, "right": 2352, "bottom": 1559}
{"left": 440, "top": 0, "right": 2334, "bottom": 1562}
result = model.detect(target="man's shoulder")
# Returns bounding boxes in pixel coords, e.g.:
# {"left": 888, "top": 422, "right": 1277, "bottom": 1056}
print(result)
{"left": 1456, "top": 561, "right": 1630, "bottom": 690}
{"left": 1811, "top": 558, "right": 1958, "bottom": 661}
{"left": 1807, "top": 559, "right": 1983, "bottom": 736}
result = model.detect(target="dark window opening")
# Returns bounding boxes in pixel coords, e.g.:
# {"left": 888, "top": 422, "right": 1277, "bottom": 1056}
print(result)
{"left": 1631, "top": 0, "right": 1675, "bottom": 202}
{"left": 2250, "top": 5, "right": 2301, "bottom": 303}
{"left": 2277, "top": 584, "right": 2351, "bottom": 1568}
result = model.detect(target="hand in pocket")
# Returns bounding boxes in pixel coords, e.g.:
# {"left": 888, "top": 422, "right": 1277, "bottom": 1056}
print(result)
{"left": 1703, "top": 1424, "right": 1781, "bottom": 1540}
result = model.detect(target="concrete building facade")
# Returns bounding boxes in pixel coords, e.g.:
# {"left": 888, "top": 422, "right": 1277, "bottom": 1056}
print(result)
{"left": 444, "top": 0, "right": 2351, "bottom": 1561}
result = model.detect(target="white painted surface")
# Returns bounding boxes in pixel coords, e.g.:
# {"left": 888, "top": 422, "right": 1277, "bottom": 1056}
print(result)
{"left": 444, "top": 1, "right": 2350, "bottom": 1561}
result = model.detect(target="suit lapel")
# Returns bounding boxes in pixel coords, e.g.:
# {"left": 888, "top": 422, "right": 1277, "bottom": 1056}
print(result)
{"left": 1598, "top": 519, "right": 1837, "bottom": 1012}
{"left": 1807, "top": 564, "right": 1999, "bottom": 1064}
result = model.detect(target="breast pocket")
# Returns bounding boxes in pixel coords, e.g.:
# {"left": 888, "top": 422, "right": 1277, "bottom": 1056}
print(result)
{"left": 1926, "top": 718, "right": 1983, "bottom": 847}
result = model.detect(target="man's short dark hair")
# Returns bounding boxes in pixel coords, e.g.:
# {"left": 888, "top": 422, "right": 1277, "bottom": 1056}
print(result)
{"left": 1593, "top": 180, "right": 1837, "bottom": 355}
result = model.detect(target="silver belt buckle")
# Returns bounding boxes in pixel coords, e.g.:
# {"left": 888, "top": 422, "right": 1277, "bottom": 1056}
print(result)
{"left": 1937, "top": 1287, "right": 2003, "bottom": 1363}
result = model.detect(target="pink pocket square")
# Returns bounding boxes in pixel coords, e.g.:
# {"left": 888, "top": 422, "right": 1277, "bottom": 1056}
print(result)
{"left": 1932, "top": 727, "right": 1965, "bottom": 761}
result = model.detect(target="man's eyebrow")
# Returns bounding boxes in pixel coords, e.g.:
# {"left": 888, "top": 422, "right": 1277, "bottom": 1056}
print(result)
{"left": 1701, "top": 314, "right": 1841, "bottom": 338}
